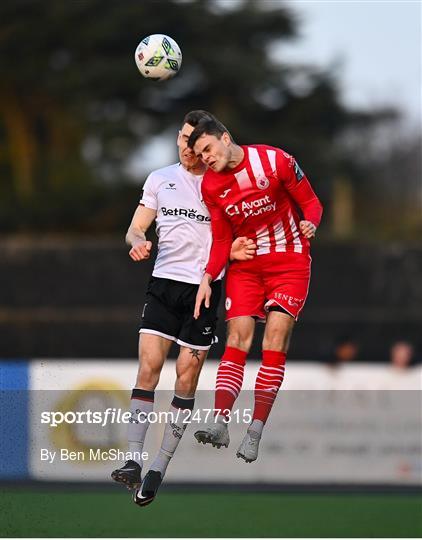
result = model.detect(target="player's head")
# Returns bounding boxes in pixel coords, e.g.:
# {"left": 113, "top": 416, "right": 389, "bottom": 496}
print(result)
{"left": 177, "top": 110, "right": 215, "bottom": 172}
{"left": 187, "top": 118, "right": 234, "bottom": 172}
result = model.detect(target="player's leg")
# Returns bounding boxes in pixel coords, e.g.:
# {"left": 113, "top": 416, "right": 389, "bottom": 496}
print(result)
{"left": 174, "top": 345, "right": 208, "bottom": 396}
{"left": 130, "top": 332, "right": 172, "bottom": 458}
{"left": 215, "top": 316, "right": 255, "bottom": 419}
{"left": 134, "top": 280, "right": 219, "bottom": 506}
{"left": 136, "top": 347, "right": 208, "bottom": 506}
{"left": 195, "top": 263, "right": 263, "bottom": 447}
{"left": 237, "top": 253, "right": 310, "bottom": 463}
{"left": 112, "top": 277, "right": 181, "bottom": 489}
{"left": 194, "top": 316, "right": 256, "bottom": 447}
{"left": 237, "top": 310, "right": 293, "bottom": 463}
{"left": 150, "top": 346, "right": 207, "bottom": 475}
{"left": 134, "top": 347, "right": 208, "bottom": 506}
{"left": 214, "top": 264, "right": 263, "bottom": 421}
{"left": 111, "top": 333, "right": 172, "bottom": 488}
{"left": 254, "top": 309, "right": 294, "bottom": 430}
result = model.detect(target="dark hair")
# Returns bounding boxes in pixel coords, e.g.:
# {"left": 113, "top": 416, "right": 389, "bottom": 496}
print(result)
{"left": 187, "top": 118, "right": 232, "bottom": 149}
{"left": 334, "top": 335, "right": 358, "bottom": 347}
{"left": 182, "top": 110, "right": 215, "bottom": 128}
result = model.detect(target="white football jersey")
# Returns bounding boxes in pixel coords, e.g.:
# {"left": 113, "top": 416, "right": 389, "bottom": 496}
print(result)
{"left": 140, "top": 163, "right": 224, "bottom": 284}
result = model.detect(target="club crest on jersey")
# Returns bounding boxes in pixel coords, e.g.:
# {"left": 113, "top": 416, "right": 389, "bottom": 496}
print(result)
{"left": 256, "top": 174, "right": 270, "bottom": 190}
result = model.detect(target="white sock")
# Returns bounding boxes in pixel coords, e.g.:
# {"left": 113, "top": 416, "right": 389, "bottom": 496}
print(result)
{"left": 149, "top": 395, "right": 195, "bottom": 476}
{"left": 127, "top": 388, "right": 154, "bottom": 466}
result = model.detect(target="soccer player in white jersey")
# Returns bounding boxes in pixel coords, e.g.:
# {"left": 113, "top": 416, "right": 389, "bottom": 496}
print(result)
{"left": 111, "top": 111, "right": 256, "bottom": 507}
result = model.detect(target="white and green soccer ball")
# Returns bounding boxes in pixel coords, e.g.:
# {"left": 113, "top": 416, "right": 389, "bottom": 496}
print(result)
{"left": 135, "top": 34, "right": 182, "bottom": 81}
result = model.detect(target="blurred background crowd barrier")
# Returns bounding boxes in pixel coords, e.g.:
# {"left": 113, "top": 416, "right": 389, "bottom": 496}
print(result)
{"left": 0, "top": 238, "right": 420, "bottom": 361}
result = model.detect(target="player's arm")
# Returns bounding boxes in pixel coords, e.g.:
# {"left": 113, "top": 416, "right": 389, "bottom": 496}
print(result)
{"left": 205, "top": 209, "right": 234, "bottom": 275}
{"left": 194, "top": 193, "right": 233, "bottom": 319}
{"left": 126, "top": 205, "right": 157, "bottom": 261}
{"left": 277, "top": 151, "right": 323, "bottom": 238}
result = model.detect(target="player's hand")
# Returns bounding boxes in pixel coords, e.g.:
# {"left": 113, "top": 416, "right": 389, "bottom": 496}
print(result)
{"left": 129, "top": 240, "right": 152, "bottom": 261}
{"left": 194, "top": 274, "right": 212, "bottom": 319}
{"left": 299, "top": 220, "right": 317, "bottom": 239}
{"left": 230, "top": 236, "right": 257, "bottom": 261}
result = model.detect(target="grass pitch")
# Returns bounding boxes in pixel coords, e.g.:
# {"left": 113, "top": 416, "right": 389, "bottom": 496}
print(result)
{"left": 0, "top": 487, "right": 421, "bottom": 537}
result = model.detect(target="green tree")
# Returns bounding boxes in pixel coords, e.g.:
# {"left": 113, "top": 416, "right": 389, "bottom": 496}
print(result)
{"left": 0, "top": 0, "right": 398, "bottom": 234}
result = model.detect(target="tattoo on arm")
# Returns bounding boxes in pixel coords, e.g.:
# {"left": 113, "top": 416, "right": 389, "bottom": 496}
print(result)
{"left": 190, "top": 349, "right": 201, "bottom": 362}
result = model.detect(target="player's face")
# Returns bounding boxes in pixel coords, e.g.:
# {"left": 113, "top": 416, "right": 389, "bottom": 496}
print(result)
{"left": 193, "top": 133, "right": 231, "bottom": 172}
{"left": 177, "top": 123, "right": 202, "bottom": 170}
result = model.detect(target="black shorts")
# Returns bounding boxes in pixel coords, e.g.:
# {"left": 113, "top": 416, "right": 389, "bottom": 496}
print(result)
{"left": 140, "top": 276, "right": 222, "bottom": 350}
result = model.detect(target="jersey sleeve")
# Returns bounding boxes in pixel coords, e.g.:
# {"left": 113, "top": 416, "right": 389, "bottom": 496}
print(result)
{"left": 276, "top": 150, "right": 323, "bottom": 227}
{"left": 139, "top": 173, "right": 158, "bottom": 210}
{"left": 202, "top": 184, "right": 233, "bottom": 281}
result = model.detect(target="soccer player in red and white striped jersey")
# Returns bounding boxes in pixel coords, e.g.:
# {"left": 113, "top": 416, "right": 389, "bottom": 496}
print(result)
{"left": 188, "top": 116, "right": 323, "bottom": 462}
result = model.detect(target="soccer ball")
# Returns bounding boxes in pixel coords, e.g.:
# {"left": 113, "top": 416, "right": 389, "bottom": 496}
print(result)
{"left": 134, "top": 34, "right": 182, "bottom": 81}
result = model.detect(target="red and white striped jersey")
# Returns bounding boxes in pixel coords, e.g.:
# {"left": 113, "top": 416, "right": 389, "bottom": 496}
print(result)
{"left": 202, "top": 144, "right": 323, "bottom": 279}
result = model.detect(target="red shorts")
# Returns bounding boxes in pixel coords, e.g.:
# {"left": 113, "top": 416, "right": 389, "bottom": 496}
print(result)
{"left": 225, "top": 252, "right": 311, "bottom": 321}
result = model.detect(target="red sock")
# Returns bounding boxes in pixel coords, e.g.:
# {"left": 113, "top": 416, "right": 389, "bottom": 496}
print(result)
{"left": 214, "top": 346, "right": 247, "bottom": 418}
{"left": 253, "top": 350, "right": 286, "bottom": 423}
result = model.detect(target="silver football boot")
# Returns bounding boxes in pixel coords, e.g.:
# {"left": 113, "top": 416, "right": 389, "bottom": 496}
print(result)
{"left": 194, "top": 417, "right": 230, "bottom": 448}
{"left": 236, "top": 430, "right": 261, "bottom": 463}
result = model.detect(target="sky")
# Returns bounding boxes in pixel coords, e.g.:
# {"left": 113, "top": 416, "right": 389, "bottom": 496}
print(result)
{"left": 281, "top": 0, "right": 421, "bottom": 124}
